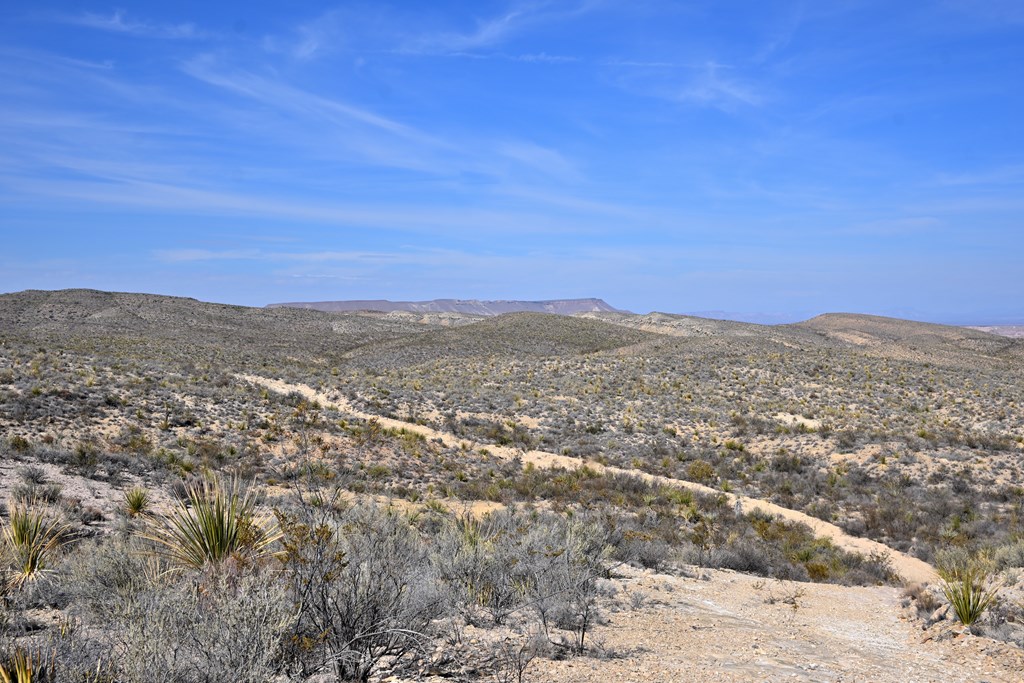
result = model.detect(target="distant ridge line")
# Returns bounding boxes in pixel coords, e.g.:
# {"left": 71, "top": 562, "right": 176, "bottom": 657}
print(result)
{"left": 266, "top": 297, "right": 625, "bottom": 316}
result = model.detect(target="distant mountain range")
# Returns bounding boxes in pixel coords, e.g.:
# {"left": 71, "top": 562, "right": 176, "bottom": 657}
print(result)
{"left": 266, "top": 298, "right": 623, "bottom": 316}
{"left": 682, "top": 310, "right": 807, "bottom": 325}
{"left": 967, "top": 325, "right": 1024, "bottom": 338}
{"left": 3, "top": 290, "right": 1021, "bottom": 370}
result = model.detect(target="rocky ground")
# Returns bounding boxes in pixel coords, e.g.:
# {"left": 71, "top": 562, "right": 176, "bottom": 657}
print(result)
{"left": 412, "top": 565, "right": 1024, "bottom": 683}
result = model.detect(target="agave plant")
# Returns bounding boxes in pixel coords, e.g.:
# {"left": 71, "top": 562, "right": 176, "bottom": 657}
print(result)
{"left": 144, "top": 475, "right": 281, "bottom": 570}
{"left": 1, "top": 499, "right": 69, "bottom": 591}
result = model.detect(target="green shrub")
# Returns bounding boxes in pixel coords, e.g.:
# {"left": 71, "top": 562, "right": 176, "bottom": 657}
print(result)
{"left": 278, "top": 502, "right": 441, "bottom": 681}
{"left": 7, "top": 436, "right": 29, "bottom": 454}
{"left": 993, "top": 538, "right": 1024, "bottom": 569}
{"left": 686, "top": 460, "right": 716, "bottom": 482}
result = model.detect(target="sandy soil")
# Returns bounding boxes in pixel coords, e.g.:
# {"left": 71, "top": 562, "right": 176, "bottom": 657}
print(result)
{"left": 0, "top": 460, "right": 136, "bottom": 520}
{"left": 526, "top": 565, "right": 1024, "bottom": 683}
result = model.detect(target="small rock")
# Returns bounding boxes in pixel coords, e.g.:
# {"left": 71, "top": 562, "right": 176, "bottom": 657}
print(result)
{"left": 927, "top": 604, "right": 949, "bottom": 625}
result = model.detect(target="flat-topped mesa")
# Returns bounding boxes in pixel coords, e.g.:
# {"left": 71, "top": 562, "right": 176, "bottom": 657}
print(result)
{"left": 266, "top": 297, "right": 624, "bottom": 316}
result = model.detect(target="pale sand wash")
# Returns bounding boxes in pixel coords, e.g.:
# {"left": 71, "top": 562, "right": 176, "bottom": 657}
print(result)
{"left": 239, "top": 375, "right": 935, "bottom": 583}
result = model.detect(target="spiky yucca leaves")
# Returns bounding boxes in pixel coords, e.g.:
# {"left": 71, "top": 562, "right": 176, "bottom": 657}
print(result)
{"left": 936, "top": 548, "right": 1001, "bottom": 627}
{"left": 939, "top": 566, "right": 999, "bottom": 626}
{"left": 1, "top": 499, "right": 69, "bottom": 591}
{"left": 123, "top": 486, "right": 150, "bottom": 518}
{"left": 0, "top": 648, "right": 54, "bottom": 683}
{"left": 144, "top": 476, "right": 281, "bottom": 570}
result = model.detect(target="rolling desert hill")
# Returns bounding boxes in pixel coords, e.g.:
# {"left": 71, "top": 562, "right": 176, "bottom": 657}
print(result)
{"left": 578, "top": 310, "right": 831, "bottom": 352}
{"left": 0, "top": 288, "right": 444, "bottom": 369}
{"left": 969, "top": 325, "right": 1024, "bottom": 338}
{"left": 267, "top": 296, "right": 622, "bottom": 316}
{"left": 341, "top": 311, "right": 659, "bottom": 370}
{"left": 2, "top": 288, "right": 1024, "bottom": 680}
{"left": 6, "top": 289, "right": 1019, "bottom": 370}
{"left": 794, "top": 312, "right": 1024, "bottom": 365}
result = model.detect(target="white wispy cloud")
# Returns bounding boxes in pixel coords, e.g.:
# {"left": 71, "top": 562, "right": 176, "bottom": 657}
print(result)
{"left": 402, "top": 0, "right": 600, "bottom": 55}
{"left": 261, "top": 8, "right": 351, "bottom": 61}
{"left": 155, "top": 248, "right": 262, "bottom": 263}
{"left": 1, "top": 49, "right": 115, "bottom": 71}
{"left": 677, "top": 61, "right": 765, "bottom": 109}
{"left": 153, "top": 248, "right": 411, "bottom": 264}
{"left": 493, "top": 185, "right": 642, "bottom": 217}
{"left": 934, "top": 165, "right": 1024, "bottom": 187}
{"left": 497, "top": 141, "right": 581, "bottom": 181}
{"left": 752, "top": 2, "right": 804, "bottom": 64}
{"left": 444, "top": 51, "right": 579, "bottom": 63}
{"left": 67, "top": 11, "right": 208, "bottom": 40}
{"left": 0, "top": 47, "right": 628, "bottom": 227}
{"left": 2, "top": 175, "right": 605, "bottom": 236}
{"left": 836, "top": 216, "right": 942, "bottom": 237}
{"left": 153, "top": 244, "right": 681, "bottom": 300}
{"left": 603, "top": 58, "right": 766, "bottom": 115}
{"left": 180, "top": 54, "right": 605, "bottom": 188}
{"left": 409, "top": 7, "right": 528, "bottom": 53}
{"left": 601, "top": 59, "right": 694, "bottom": 68}
{"left": 509, "top": 52, "right": 578, "bottom": 63}
{"left": 181, "top": 56, "right": 438, "bottom": 145}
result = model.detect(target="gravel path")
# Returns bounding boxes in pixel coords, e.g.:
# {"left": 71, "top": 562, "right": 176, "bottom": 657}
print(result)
{"left": 529, "top": 565, "right": 1024, "bottom": 682}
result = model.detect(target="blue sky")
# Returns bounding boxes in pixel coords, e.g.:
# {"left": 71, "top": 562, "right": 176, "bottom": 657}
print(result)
{"left": 1, "top": 1, "right": 1022, "bottom": 323}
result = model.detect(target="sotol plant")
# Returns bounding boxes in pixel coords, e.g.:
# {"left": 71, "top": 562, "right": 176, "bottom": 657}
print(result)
{"left": 939, "top": 565, "right": 999, "bottom": 627}
{"left": 1, "top": 499, "right": 69, "bottom": 591}
{"left": 123, "top": 486, "right": 151, "bottom": 518}
{"left": 144, "top": 475, "right": 281, "bottom": 570}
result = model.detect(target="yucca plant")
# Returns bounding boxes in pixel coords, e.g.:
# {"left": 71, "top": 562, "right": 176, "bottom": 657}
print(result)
{"left": 0, "top": 647, "right": 54, "bottom": 682}
{"left": 144, "top": 475, "right": 281, "bottom": 570}
{"left": 939, "top": 566, "right": 999, "bottom": 627}
{"left": 123, "top": 486, "right": 151, "bottom": 518}
{"left": 1, "top": 499, "right": 69, "bottom": 591}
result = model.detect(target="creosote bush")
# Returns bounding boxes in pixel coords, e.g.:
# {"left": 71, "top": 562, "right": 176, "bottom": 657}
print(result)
{"left": 433, "top": 508, "right": 613, "bottom": 654}
{"left": 277, "top": 500, "right": 441, "bottom": 681}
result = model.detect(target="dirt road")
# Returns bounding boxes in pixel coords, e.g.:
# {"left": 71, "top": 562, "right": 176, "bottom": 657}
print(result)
{"left": 239, "top": 375, "right": 937, "bottom": 584}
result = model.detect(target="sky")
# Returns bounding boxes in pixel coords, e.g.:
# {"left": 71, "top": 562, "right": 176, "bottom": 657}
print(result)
{"left": 1, "top": 1, "right": 1023, "bottom": 324}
